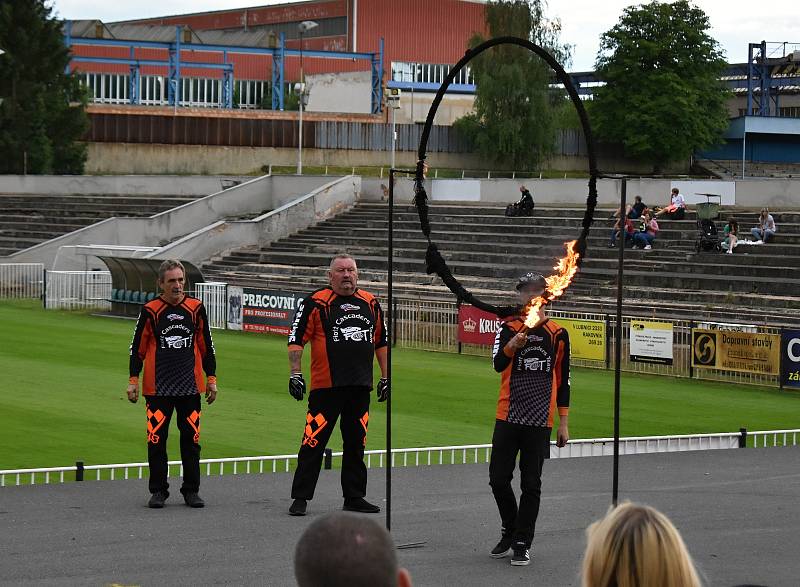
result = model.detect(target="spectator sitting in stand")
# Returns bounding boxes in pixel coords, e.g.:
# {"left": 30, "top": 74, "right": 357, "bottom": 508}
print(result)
{"left": 610, "top": 195, "right": 646, "bottom": 220}
{"left": 632, "top": 210, "right": 659, "bottom": 250}
{"left": 722, "top": 218, "right": 739, "bottom": 254}
{"left": 518, "top": 185, "right": 534, "bottom": 215}
{"left": 609, "top": 211, "right": 635, "bottom": 248}
{"left": 750, "top": 208, "right": 777, "bottom": 243}
{"left": 581, "top": 502, "right": 702, "bottom": 587}
{"left": 654, "top": 188, "right": 686, "bottom": 220}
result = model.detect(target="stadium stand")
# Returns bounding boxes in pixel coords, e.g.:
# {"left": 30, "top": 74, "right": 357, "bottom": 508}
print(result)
{"left": 695, "top": 158, "right": 800, "bottom": 179}
{"left": 0, "top": 193, "right": 201, "bottom": 256}
{"left": 202, "top": 202, "right": 800, "bottom": 327}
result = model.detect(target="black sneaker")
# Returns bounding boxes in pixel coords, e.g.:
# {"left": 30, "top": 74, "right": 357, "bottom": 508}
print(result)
{"left": 510, "top": 542, "right": 530, "bottom": 566}
{"left": 148, "top": 490, "right": 168, "bottom": 509}
{"left": 343, "top": 497, "right": 381, "bottom": 513}
{"left": 289, "top": 498, "right": 307, "bottom": 516}
{"left": 490, "top": 532, "right": 514, "bottom": 558}
{"left": 183, "top": 492, "right": 205, "bottom": 508}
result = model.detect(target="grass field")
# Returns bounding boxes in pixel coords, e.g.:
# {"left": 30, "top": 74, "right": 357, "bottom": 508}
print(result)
{"left": 1, "top": 300, "right": 799, "bottom": 470}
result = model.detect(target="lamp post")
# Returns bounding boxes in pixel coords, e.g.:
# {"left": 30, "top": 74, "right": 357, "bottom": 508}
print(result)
{"left": 386, "top": 88, "right": 402, "bottom": 169}
{"left": 297, "top": 20, "right": 318, "bottom": 175}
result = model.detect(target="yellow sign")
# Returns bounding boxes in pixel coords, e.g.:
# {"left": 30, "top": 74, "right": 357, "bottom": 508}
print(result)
{"left": 557, "top": 318, "right": 606, "bottom": 361}
{"left": 691, "top": 329, "right": 780, "bottom": 375}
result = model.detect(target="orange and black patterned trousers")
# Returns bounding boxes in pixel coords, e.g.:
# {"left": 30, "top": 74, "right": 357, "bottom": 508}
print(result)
{"left": 146, "top": 394, "right": 202, "bottom": 495}
{"left": 291, "top": 386, "right": 370, "bottom": 500}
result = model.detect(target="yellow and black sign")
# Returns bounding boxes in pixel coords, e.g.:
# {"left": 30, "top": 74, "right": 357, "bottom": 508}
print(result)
{"left": 691, "top": 329, "right": 780, "bottom": 375}
{"left": 558, "top": 318, "right": 606, "bottom": 361}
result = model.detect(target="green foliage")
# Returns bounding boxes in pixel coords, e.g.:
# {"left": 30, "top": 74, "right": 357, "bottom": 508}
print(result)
{"left": 590, "top": 0, "right": 730, "bottom": 172}
{"left": 453, "top": 0, "right": 571, "bottom": 170}
{"left": 0, "top": 0, "right": 89, "bottom": 174}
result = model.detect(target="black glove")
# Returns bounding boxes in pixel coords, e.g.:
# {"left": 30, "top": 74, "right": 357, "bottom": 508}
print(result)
{"left": 377, "top": 377, "right": 390, "bottom": 402}
{"left": 289, "top": 373, "right": 306, "bottom": 401}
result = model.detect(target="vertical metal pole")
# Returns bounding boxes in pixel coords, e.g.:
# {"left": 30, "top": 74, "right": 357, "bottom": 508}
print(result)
{"left": 612, "top": 177, "right": 627, "bottom": 507}
{"left": 689, "top": 320, "right": 696, "bottom": 379}
{"left": 386, "top": 168, "right": 395, "bottom": 531}
{"left": 298, "top": 32, "right": 304, "bottom": 175}
{"left": 779, "top": 328, "right": 785, "bottom": 390}
{"left": 391, "top": 106, "right": 397, "bottom": 169}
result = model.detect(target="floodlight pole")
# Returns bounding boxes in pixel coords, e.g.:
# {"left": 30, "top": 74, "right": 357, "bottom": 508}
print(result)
{"left": 612, "top": 177, "right": 627, "bottom": 506}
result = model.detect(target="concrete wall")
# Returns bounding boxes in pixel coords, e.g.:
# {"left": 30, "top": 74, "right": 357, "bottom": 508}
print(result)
{"left": 360, "top": 177, "right": 800, "bottom": 209}
{"left": 6, "top": 174, "right": 336, "bottom": 270}
{"left": 84, "top": 142, "right": 492, "bottom": 174}
{"left": 0, "top": 174, "right": 252, "bottom": 196}
{"left": 155, "top": 176, "right": 361, "bottom": 264}
{"left": 84, "top": 143, "right": 688, "bottom": 176}
{"left": 306, "top": 71, "right": 372, "bottom": 114}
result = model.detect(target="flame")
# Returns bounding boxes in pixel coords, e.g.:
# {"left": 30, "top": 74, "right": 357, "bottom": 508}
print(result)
{"left": 523, "top": 240, "right": 581, "bottom": 328}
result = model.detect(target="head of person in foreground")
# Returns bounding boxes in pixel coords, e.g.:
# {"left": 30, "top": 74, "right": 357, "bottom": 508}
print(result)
{"left": 294, "top": 511, "right": 412, "bottom": 587}
{"left": 581, "top": 501, "right": 702, "bottom": 587}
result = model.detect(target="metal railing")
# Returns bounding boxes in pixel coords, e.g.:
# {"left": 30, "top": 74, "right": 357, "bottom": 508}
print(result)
{"left": 195, "top": 282, "right": 228, "bottom": 329}
{"left": 3, "top": 429, "right": 795, "bottom": 487}
{"left": 0, "top": 263, "right": 44, "bottom": 299}
{"left": 44, "top": 270, "right": 112, "bottom": 310}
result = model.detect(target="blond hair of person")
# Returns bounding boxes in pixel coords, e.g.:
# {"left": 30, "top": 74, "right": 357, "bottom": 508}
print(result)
{"left": 582, "top": 502, "right": 702, "bottom": 587}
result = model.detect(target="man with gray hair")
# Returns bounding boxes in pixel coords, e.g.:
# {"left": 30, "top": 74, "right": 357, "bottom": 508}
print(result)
{"left": 127, "top": 259, "right": 218, "bottom": 508}
{"left": 294, "top": 512, "right": 412, "bottom": 587}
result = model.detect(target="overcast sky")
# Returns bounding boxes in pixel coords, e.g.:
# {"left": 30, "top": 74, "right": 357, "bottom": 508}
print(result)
{"left": 51, "top": 0, "right": 798, "bottom": 71}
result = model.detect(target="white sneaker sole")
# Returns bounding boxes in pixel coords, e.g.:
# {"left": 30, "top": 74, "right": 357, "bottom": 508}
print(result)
{"left": 510, "top": 558, "right": 531, "bottom": 566}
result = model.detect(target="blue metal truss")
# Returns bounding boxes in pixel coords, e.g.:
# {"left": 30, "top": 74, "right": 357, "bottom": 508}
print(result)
{"left": 66, "top": 24, "right": 383, "bottom": 112}
{"left": 271, "top": 33, "right": 285, "bottom": 110}
{"left": 371, "top": 38, "right": 384, "bottom": 114}
{"left": 168, "top": 27, "right": 182, "bottom": 107}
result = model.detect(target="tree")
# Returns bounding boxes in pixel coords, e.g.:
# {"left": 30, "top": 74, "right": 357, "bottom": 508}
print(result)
{"left": 0, "top": 0, "right": 89, "bottom": 174}
{"left": 453, "top": 0, "right": 571, "bottom": 170}
{"left": 590, "top": 0, "right": 730, "bottom": 172}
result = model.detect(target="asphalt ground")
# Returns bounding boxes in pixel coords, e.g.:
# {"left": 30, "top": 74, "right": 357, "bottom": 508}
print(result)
{"left": 1, "top": 447, "right": 798, "bottom": 587}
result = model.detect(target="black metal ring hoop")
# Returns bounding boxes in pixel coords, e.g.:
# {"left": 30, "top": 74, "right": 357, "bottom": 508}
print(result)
{"left": 413, "top": 36, "right": 599, "bottom": 317}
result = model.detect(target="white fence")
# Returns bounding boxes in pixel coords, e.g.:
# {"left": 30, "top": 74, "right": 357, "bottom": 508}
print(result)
{"left": 195, "top": 282, "right": 227, "bottom": 329}
{"left": 0, "top": 263, "right": 44, "bottom": 299}
{"left": 2, "top": 429, "right": 796, "bottom": 487}
{"left": 44, "top": 270, "right": 112, "bottom": 310}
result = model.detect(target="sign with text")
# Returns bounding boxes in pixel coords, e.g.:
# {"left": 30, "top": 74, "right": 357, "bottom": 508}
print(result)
{"left": 557, "top": 318, "right": 606, "bottom": 361}
{"left": 457, "top": 305, "right": 501, "bottom": 346}
{"left": 236, "top": 288, "right": 304, "bottom": 335}
{"left": 781, "top": 330, "right": 800, "bottom": 388}
{"left": 692, "top": 329, "right": 780, "bottom": 375}
{"left": 630, "top": 320, "right": 673, "bottom": 365}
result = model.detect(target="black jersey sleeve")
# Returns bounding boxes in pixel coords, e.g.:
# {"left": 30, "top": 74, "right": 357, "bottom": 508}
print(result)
{"left": 288, "top": 295, "right": 315, "bottom": 347}
{"left": 373, "top": 299, "right": 388, "bottom": 349}
{"left": 556, "top": 327, "right": 571, "bottom": 409}
{"left": 129, "top": 308, "right": 150, "bottom": 377}
{"left": 197, "top": 303, "right": 217, "bottom": 377}
{"left": 492, "top": 323, "right": 515, "bottom": 373}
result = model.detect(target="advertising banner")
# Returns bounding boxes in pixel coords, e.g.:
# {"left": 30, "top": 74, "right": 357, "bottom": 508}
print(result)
{"left": 630, "top": 320, "right": 674, "bottom": 365}
{"left": 557, "top": 318, "right": 606, "bottom": 361}
{"left": 692, "top": 329, "right": 780, "bottom": 375}
{"left": 227, "top": 286, "right": 243, "bottom": 331}
{"left": 457, "top": 305, "right": 501, "bottom": 346}
{"left": 237, "top": 288, "right": 304, "bottom": 335}
{"left": 781, "top": 330, "right": 800, "bottom": 388}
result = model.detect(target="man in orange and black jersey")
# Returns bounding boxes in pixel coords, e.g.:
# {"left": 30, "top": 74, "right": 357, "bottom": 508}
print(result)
{"left": 127, "top": 259, "right": 217, "bottom": 509}
{"left": 286, "top": 254, "right": 389, "bottom": 517}
{"left": 488, "top": 272, "right": 570, "bottom": 567}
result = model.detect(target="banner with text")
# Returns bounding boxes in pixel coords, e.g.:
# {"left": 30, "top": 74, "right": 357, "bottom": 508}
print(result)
{"left": 781, "top": 330, "right": 800, "bottom": 388}
{"left": 457, "top": 305, "right": 501, "bottom": 346}
{"left": 557, "top": 318, "right": 606, "bottom": 361}
{"left": 630, "top": 320, "right": 674, "bottom": 365}
{"left": 233, "top": 288, "right": 304, "bottom": 335}
{"left": 692, "top": 329, "right": 780, "bottom": 375}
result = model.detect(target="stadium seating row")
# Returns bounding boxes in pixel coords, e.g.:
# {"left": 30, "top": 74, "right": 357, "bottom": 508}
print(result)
{"left": 110, "top": 289, "right": 156, "bottom": 305}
